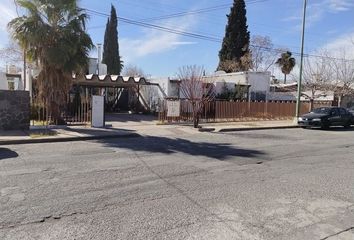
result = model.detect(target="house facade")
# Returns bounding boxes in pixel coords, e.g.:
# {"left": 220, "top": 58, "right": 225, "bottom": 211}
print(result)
{"left": 268, "top": 82, "right": 336, "bottom": 108}
{"left": 207, "top": 71, "right": 271, "bottom": 101}
{"left": 147, "top": 71, "right": 272, "bottom": 102}
{"left": 0, "top": 65, "right": 23, "bottom": 91}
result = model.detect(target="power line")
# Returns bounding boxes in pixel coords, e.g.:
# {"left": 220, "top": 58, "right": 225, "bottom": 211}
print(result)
{"left": 115, "top": 0, "right": 330, "bottom": 43}
{"left": 84, "top": 7, "right": 354, "bottom": 62}
{"left": 88, "top": 0, "right": 312, "bottom": 45}
{"left": 87, "top": 9, "right": 220, "bottom": 42}
{"left": 85, "top": 1, "right": 303, "bottom": 52}
{"left": 117, "top": 0, "right": 267, "bottom": 19}
{"left": 88, "top": 0, "right": 268, "bottom": 30}
{"left": 134, "top": 0, "right": 268, "bottom": 22}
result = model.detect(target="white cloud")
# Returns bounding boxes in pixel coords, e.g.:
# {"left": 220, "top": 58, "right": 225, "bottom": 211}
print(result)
{"left": 0, "top": 0, "right": 17, "bottom": 49}
{"left": 320, "top": 32, "right": 354, "bottom": 59}
{"left": 282, "top": 16, "right": 301, "bottom": 22}
{"left": 282, "top": 32, "right": 354, "bottom": 81}
{"left": 326, "top": 29, "right": 338, "bottom": 35}
{"left": 328, "top": 0, "right": 354, "bottom": 12}
{"left": 0, "top": 0, "right": 17, "bottom": 31}
{"left": 284, "top": 0, "right": 354, "bottom": 28}
{"left": 170, "top": 41, "right": 197, "bottom": 46}
{"left": 120, "top": 15, "right": 198, "bottom": 63}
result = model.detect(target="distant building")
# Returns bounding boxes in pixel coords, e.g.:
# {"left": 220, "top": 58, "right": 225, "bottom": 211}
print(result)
{"left": 88, "top": 44, "right": 107, "bottom": 75}
{"left": 148, "top": 71, "right": 272, "bottom": 102}
{"left": 87, "top": 57, "right": 107, "bottom": 75}
{"left": 205, "top": 71, "right": 271, "bottom": 101}
{"left": 268, "top": 82, "right": 335, "bottom": 107}
{"left": 0, "top": 65, "right": 23, "bottom": 91}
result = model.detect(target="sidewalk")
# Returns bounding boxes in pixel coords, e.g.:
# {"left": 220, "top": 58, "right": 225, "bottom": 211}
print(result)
{"left": 199, "top": 120, "right": 298, "bottom": 132}
{"left": 0, "top": 126, "right": 139, "bottom": 145}
{"left": 0, "top": 120, "right": 299, "bottom": 145}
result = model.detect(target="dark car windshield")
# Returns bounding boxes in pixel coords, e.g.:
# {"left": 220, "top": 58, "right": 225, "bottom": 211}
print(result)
{"left": 311, "top": 108, "right": 331, "bottom": 114}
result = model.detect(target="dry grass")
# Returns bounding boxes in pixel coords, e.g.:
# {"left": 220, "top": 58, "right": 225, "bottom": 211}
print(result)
{"left": 30, "top": 131, "right": 57, "bottom": 138}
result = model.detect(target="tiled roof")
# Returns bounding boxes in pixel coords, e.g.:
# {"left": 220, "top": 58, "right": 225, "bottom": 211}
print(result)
{"left": 72, "top": 74, "right": 150, "bottom": 86}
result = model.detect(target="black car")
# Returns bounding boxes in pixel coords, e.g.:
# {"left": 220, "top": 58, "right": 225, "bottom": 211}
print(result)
{"left": 347, "top": 106, "right": 354, "bottom": 115}
{"left": 298, "top": 107, "right": 354, "bottom": 129}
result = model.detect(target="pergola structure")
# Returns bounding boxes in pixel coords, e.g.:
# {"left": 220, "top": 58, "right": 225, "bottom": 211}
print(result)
{"left": 71, "top": 74, "right": 166, "bottom": 111}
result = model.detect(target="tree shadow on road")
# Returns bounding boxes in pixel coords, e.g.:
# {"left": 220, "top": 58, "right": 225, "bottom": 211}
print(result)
{"left": 98, "top": 135, "right": 265, "bottom": 161}
{"left": 0, "top": 148, "right": 19, "bottom": 160}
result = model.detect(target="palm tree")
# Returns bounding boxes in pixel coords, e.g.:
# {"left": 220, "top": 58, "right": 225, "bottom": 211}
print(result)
{"left": 276, "top": 51, "right": 296, "bottom": 84}
{"left": 8, "top": 0, "right": 93, "bottom": 123}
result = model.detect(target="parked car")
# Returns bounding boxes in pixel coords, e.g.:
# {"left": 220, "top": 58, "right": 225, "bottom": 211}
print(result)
{"left": 347, "top": 106, "right": 354, "bottom": 115}
{"left": 298, "top": 107, "right": 354, "bottom": 129}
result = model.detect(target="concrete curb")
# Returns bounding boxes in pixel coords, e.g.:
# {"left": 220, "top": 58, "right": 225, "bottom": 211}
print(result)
{"left": 217, "top": 125, "right": 300, "bottom": 132}
{"left": 0, "top": 133, "right": 141, "bottom": 146}
{"left": 198, "top": 128, "right": 216, "bottom": 132}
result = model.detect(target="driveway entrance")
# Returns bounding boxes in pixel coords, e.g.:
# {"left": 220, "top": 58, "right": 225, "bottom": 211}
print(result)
{"left": 105, "top": 113, "right": 158, "bottom": 129}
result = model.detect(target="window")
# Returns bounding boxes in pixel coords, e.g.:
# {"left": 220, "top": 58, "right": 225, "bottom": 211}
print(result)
{"left": 313, "top": 108, "right": 331, "bottom": 114}
{"left": 339, "top": 108, "right": 347, "bottom": 115}
{"left": 330, "top": 109, "right": 340, "bottom": 116}
{"left": 7, "top": 81, "right": 15, "bottom": 90}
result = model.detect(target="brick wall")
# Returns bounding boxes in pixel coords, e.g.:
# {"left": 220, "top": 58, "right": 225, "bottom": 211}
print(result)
{"left": 0, "top": 90, "right": 30, "bottom": 130}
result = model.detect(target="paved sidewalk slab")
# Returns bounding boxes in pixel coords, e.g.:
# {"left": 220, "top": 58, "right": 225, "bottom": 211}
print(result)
{"left": 0, "top": 120, "right": 300, "bottom": 145}
{"left": 0, "top": 126, "right": 139, "bottom": 145}
{"left": 199, "top": 120, "right": 298, "bottom": 132}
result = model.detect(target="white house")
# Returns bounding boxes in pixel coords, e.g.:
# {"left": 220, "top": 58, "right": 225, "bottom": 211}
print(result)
{"left": 88, "top": 44, "right": 107, "bottom": 75}
{"left": 205, "top": 71, "right": 271, "bottom": 101}
{"left": 148, "top": 77, "right": 179, "bottom": 98}
{"left": 147, "top": 71, "right": 272, "bottom": 102}
{"left": 268, "top": 82, "right": 335, "bottom": 103}
{"left": 88, "top": 57, "right": 107, "bottom": 75}
{"left": 0, "top": 65, "right": 23, "bottom": 91}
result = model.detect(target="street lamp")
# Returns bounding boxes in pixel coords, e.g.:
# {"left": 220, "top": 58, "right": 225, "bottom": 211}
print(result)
{"left": 295, "top": 0, "right": 307, "bottom": 118}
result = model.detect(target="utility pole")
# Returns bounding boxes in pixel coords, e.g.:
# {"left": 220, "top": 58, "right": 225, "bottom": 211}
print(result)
{"left": 295, "top": 0, "right": 307, "bottom": 118}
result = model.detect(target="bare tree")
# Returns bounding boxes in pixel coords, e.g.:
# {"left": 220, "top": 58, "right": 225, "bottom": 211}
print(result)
{"left": 250, "top": 35, "right": 281, "bottom": 72}
{"left": 302, "top": 55, "right": 332, "bottom": 110}
{"left": 329, "top": 49, "right": 354, "bottom": 107}
{"left": 122, "top": 64, "right": 145, "bottom": 77}
{"left": 178, "top": 65, "right": 215, "bottom": 128}
{"left": 0, "top": 42, "right": 23, "bottom": 68}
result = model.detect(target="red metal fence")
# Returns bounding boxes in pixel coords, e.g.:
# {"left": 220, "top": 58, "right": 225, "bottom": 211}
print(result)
{"left": 158, "top": 100, "right": 332, "bottom": 123}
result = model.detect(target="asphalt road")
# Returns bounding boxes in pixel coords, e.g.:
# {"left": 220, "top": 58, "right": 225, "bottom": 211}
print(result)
{"left": 0, "top": 128, "right": 353, "bottom": 240}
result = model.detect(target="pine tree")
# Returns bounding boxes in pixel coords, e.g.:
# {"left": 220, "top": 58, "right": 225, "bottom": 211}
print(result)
{"left": 218, "top": 0, "right": 251, "bottom": 73}
{"left": 102, "top": 5, "right": 122, "bottom": 75}
{"left": 103, "top": 18, "right": 110, "bottom": 71}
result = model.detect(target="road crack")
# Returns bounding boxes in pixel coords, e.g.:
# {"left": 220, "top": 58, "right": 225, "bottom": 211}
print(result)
{"left": 319, "top": 226, "right": 354, "bottom": 240}
{"left": 0, "top": 211, "right": 84, "bottom": 230}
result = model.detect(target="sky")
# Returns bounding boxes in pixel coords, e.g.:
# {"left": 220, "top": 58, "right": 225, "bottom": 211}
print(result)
{"left": 0, "top": 0, "right": 353, "bottom": 78}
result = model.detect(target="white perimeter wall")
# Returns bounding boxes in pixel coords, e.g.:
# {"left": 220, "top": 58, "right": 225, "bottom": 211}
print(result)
{"left": 0, "top": 72, "right": 8, "bottom": 90}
